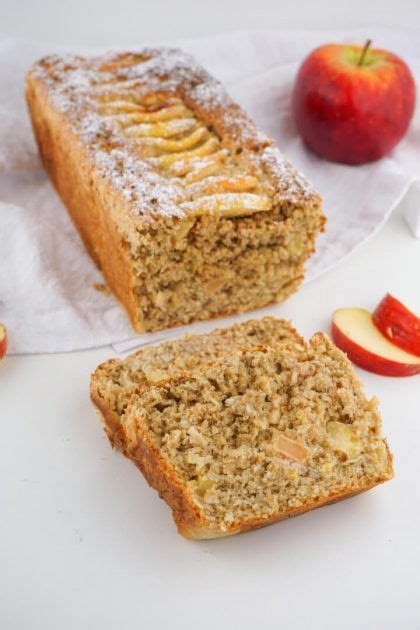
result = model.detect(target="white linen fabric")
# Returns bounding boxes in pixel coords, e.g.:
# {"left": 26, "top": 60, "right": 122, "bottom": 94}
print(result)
{"left": 0, "top": 28, "right": 418, "bottom": 354}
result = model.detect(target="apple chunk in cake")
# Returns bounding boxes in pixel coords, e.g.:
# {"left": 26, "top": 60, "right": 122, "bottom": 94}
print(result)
{"left": 124, "top": 334, "right": 393, "bottom": 539}
{"left": 26, "top": 48, "right": 325, "bottom": 332}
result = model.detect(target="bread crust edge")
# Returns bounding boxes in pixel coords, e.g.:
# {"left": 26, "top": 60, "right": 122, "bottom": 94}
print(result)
{"left": 127, "top": 416, "right": 393, "bottom": 539}
{"left": 124, "top": 385, "right": 393, "bottom": 540}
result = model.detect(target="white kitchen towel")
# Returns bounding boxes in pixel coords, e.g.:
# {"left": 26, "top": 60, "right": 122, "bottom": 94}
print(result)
{"left": 1, "top": 28, "right": 419, "bottom": 354}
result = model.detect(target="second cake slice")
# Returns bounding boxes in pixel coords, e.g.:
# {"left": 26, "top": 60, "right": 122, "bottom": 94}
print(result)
{"left": 123, "top": 334, "right": 393, "bottom": 539}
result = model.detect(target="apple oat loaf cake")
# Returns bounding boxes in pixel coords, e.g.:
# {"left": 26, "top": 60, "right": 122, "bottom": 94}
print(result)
{"left": 26, "top": 48, "right": 325, "bottom": 332}
{"left": 91, "top": 317, "right": 304, "bottom": 452}
{"left": 123, "top": 333, "right": 393, "bottom": 539}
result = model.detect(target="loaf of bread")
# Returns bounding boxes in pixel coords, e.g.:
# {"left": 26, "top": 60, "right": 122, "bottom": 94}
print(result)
{"left": 26, "top": 49, "right": 325, "bottom": 332}
{"left": 91, "top": 318, "right": 393, "bottom": 539}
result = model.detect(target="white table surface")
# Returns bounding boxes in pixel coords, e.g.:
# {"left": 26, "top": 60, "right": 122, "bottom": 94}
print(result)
{"left": 1, "top": 2, "right": 420, "bottom": 629}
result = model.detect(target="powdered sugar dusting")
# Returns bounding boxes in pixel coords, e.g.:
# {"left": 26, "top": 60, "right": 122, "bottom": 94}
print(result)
{"left": 260, "top": 147, "right": 320, "bottom": 203}
{"left": 95, "top": 149, "right": 185, "bottom": 219}
{"left": 190, "top": 80, "right": 269, "bottom": 148}
{"left": 29, "top": 48, "right": 319, "bottom": 221}
{"left": 119, "top": 47, "right": 208, "bottom": 87}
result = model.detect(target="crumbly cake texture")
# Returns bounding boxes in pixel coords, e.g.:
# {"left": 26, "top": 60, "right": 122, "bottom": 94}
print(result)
{"left": 124, "top": 333, "right": 393, "bottom": 539}
{"left": 91, "top": 317, "right": 304, "bottom": 452}
{"left": 26, "top": 48, "right": 325, "bottom": 332}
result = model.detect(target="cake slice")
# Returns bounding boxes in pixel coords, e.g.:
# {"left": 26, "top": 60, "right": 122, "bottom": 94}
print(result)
{"left": 91, "top": 317, "right": 304, "bottom": 451}
{"left": 124, "top": 334, "right": 393, "bottom": 539}
{"left": 26, "top": 49, "right": 324, "bottom": 333}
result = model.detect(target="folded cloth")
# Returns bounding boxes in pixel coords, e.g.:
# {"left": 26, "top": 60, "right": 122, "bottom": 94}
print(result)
{"left": 1, "top": 28, "right": 418, "bottom": 354}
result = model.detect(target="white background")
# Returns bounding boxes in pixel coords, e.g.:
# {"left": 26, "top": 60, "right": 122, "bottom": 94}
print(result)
{"left": 1, "top": 1, "right": 420, "bottom": 629}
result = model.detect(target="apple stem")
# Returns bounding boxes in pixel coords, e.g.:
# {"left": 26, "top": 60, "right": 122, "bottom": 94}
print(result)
{"left": 358, "top": 39, "right": 372, "bottom": 66}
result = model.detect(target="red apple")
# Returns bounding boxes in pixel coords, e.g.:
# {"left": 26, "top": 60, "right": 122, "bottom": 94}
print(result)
{"left": 292, "top": 41, "right": 416, "bottom": 164}
{"left": 373, "top": 294, "right": 420, "bottom": 357}
{"left": 0, "top": 324, "right": 7, "bottom": 359}
{"left": 332, "top": 308, "right": 420, "bottom": 377}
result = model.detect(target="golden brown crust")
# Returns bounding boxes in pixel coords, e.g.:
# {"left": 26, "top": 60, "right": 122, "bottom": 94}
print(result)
{"left": 177, "top": 479, "right": 392, "bottom": 539}
{"left": 127, "top": 421, "right": 205, "bottom": 535}
{"left": 25, "top": 74, "right": 142, "bottom": 328}
{"left": 127, "top": 410, "right": 393, "bottom": 540}
{"left": 90, "top": 390, "right": 127, "bottom": 452}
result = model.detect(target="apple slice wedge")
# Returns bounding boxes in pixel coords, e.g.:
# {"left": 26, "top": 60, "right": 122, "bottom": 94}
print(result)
{"left": 373, "top": 294, "right": 420, "bottom": 357}
{"left": 332, "top": 308, "right": 420, "bottom": 377}
{"left": 0, "top": 324, "right": 7, "bottom": 360}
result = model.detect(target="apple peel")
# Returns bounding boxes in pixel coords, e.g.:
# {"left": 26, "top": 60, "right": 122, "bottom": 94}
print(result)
{"left": 332, "top": 308, "right": 420, "bottom": 377}
{"left": 0, "top": 324, "right": 7, "bottom": 360}
{"left": 373, "top": 294, "right": 420, "bottom": 357}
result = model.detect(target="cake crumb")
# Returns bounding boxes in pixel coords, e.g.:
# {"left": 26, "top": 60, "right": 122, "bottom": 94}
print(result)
{"left": 93, "top": 282, "right": 111, "bottom": 295}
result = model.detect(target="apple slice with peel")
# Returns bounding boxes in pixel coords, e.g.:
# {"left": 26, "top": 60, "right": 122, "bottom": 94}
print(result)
{"left": 0, "top": 324, "right": 7, "bottom": 360}
{"left": 332, "top": 308, "right": 420, "bottom": 377}
{"left": 373, "top": 294, "right": 420, "bottom": 357}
